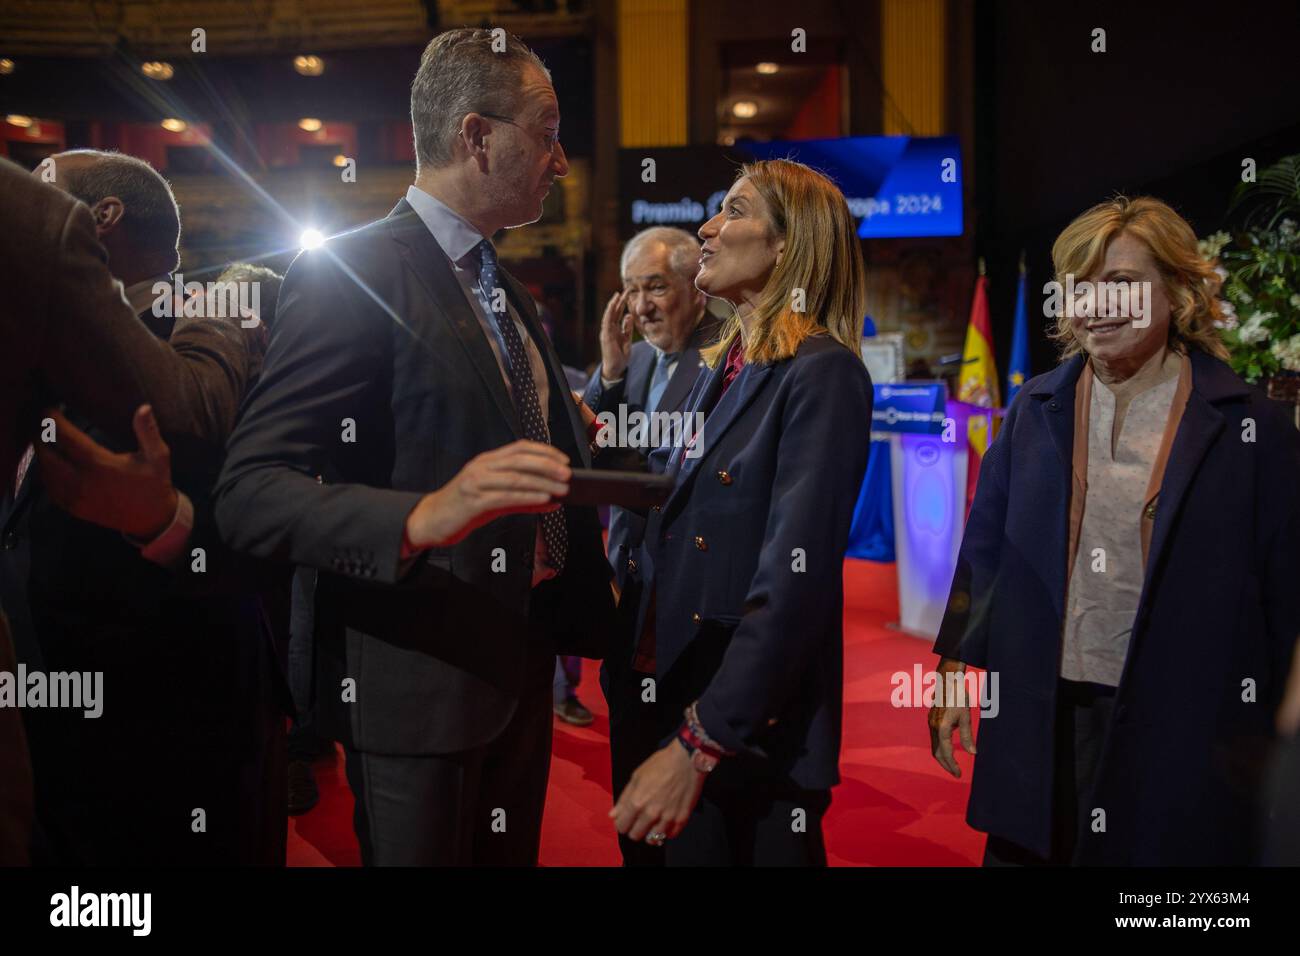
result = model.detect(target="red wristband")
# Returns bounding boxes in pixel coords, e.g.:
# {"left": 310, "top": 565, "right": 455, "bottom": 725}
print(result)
{"left": 677, "top": 723, "right": 725, "bottom": 761}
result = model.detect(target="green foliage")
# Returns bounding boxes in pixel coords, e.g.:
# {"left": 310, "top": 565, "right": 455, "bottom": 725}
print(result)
{"left": 1206, "top": 154, "right": 1300, "bottom": 383}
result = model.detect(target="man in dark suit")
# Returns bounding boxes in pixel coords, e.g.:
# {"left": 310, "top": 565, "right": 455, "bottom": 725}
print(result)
{"left": 583, "top": 226, "right": 718, "bottom": 865}
{"left": 1, "top": 149, "right": 287, "bottom": 865}
{"left": 215, "top": 27, "right": 615, "bottom": 866}
{"left": 0, "top": 155, "right": 265, "bottom": 864}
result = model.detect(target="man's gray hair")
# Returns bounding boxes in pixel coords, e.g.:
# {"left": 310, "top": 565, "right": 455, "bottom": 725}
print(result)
{"left": 216, "top": 262, "right": 283, "bottom": 331}
{"left": 410, "top": 27, "right": 550, "bottom": 173}
{"left": 56, "top": 149, "right": 181, "bottom": 272}
{"left": 620, "top": 227, "right": 701, "bottom": 283}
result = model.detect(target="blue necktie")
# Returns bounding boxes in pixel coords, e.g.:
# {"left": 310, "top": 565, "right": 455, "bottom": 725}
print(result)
{"left": 477, "top": 239, "right": 567, "bottom": 573}
{"left": 647, "top": 350, "right": 678, "bottom": 414}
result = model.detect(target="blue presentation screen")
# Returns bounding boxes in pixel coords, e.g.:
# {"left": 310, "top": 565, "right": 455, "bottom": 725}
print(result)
{"left": 618, "top": 135, "right": 963, "bottom": 240}
{"left": 743, "top": 136, "right": 963, "bottom": 238}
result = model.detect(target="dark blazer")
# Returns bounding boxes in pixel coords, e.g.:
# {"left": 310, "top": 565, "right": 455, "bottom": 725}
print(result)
{"left": 636, "top": 334, "right": 872, "bottom": 791}
{"left": 0, "top": 156, "right": 265, "bottom": 480}
{"left": 935, "top": 349, "right": 1300, "bottom": 865}
{"left": 214, "top": 200, "right": 616, "bottom": 757}
{"left": 584, "top": 318, "right": 718, "bottom": 590}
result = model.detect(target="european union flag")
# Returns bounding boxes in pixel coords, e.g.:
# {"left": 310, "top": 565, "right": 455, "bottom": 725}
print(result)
{"left": 1007, "top": 262, "right": 1030, "bottom": 403}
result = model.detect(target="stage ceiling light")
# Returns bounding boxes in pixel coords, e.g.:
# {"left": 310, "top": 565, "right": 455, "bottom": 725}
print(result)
{"left": 141, "top": 61, "right": 174, "bottom": 80}
{"left": 161, "top": 118, "right": 187, "bottom": 132}
{"left": 294, "top": 55, "right": 325, "bottom": 77}
{"left": 299, "top": 228, "right": 325, "bottom": 250}
{"left": 0, "top": 59, "right": 15, "bottom": 75}
{"left": 732, "top": 100, "right": 758, "bottom": 119}
{"left": 298, "top": 117, "right": 323, "bottom": 132}
{"left": 6, "top": 114, "right": 33, "bottom": 128}
{"left": 756, "top": 62, "right": 779, "bottom": 74}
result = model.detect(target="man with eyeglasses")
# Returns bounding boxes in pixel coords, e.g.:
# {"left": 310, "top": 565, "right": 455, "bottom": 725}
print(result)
{"left": 216, "top": 27, "right": 616, "bottom": 866}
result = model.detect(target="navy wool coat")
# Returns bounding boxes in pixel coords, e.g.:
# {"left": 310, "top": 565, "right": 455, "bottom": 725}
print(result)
{"left": 935, "top": 349, "right": 1300, "bottom": 864}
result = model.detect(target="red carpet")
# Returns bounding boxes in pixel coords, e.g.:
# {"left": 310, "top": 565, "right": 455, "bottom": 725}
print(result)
{"left": 286, "top": 558, "right": 986, "bottom": 866}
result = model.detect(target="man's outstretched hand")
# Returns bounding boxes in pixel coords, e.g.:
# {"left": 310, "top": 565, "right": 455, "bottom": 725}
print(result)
{"left": 35, "top": 404, "right": 179, "bottom": 539}
{"left": 403, "top": 439, "right": 571, "bottom": 551}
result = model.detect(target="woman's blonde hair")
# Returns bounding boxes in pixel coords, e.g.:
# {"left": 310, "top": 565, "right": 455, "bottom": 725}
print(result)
{"left": 701, "top": 159, "right": 867, "bottom": 367}
{"left": 1049, "top": 195, "right": 1229, "bottom": 360}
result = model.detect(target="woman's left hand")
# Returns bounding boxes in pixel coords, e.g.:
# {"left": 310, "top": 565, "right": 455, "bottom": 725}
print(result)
{"left": 610, "top": 741, "right": 706, "bottom": 843}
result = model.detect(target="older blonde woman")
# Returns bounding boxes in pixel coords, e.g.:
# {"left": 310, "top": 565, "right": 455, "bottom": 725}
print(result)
{"left": 608, "top": 159, "right": 873, "bottom": 865}
{"left": 929, "top": 196, "right": 1300, "bottom": 865}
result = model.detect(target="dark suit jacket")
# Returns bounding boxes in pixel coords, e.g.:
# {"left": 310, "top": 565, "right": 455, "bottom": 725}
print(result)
{"left": 0, "top": 156, "right": 265, "bottom": 480}
{"left": 583, "top": 318, "right": 718, "bottom": 591}
{"left": 214, "top": 200, "right": 616, "bottom": 757}
{"left": 636, "top": 334, "right": 873, "bottom": 791}
{"left": 934, "top": 349, "right": 1300, "bottom": 864}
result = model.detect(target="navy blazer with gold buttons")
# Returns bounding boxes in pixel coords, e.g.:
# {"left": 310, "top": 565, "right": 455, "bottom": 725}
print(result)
{"left": 635, "top": 333, "right": 872, "bottom": 791}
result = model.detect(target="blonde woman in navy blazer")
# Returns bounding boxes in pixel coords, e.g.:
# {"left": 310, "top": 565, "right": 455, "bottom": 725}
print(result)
{"left": 609, "top": 159, "right": 873, "bottom": 865}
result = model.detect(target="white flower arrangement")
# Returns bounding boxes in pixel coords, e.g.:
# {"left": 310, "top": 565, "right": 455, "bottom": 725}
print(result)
{"left": 1271, "top": 333, "right": 1300, "bottom": 372}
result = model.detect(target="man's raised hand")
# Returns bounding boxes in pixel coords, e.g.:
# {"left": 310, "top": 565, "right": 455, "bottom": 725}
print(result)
{"left": 598, "top": 290, "right": 632, "bottom": 382}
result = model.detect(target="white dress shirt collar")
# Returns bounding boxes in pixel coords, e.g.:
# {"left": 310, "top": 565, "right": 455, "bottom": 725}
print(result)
{"left": 404, "top": 185, "right": 484, "bottom": 264}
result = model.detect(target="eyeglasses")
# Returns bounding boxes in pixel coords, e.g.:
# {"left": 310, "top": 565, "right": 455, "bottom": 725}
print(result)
{"left": 479, "top": 112, "right": 561, "bottom": 153}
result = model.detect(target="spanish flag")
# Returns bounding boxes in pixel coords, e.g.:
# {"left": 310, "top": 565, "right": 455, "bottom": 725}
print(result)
{"left": 958, "top": 269, "right": 1000, "bottom": 509}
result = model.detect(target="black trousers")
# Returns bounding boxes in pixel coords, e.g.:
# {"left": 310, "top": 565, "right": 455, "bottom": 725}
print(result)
{"left": 343, "top": 643, "right": 556, "bottom": 867}
{"left": 601, "top": 659, "right": 666, "bottom": 867}
{"left": 667, "top": 775, "right": 832, "bottom": 867}
{"left": 983, "top": 678, "right": 1116, "bottom": 867}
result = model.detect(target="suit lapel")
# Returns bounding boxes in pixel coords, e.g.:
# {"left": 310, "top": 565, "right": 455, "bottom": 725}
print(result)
{"left": 657, "top": 315, "right": 722, "bottom": 414}
{"left": 1142, "top": 392, "right": 1221, "bottom": 584}
{"left": 386, "top": 203, "right": 522, "bottom": 439}
{"left": 499, "top": 271, "right": 593, "bottom": 468}
{"left": 1029, "top": 354, "right": 1084, "bottom": 475}
{"left": 626, "top": 345, "right": 655, "bottom": 410}
{"left": 663, "top": 358, "right": 775, "bottom": 516}
{"left": 657, "top": 347, "right": 706, "bottom": 414}
{"left": 1141, "top": 352, "right": 1245, "bottom": 585}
